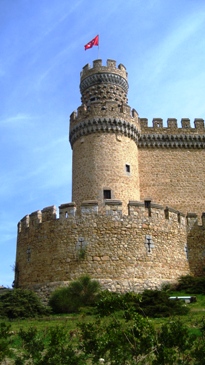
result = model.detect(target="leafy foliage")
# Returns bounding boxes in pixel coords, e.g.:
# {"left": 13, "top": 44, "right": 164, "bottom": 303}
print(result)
{"left": 95, "top": 289, "right": 189, "bottom": 318}
{"left": 79, "top": 314, "right": 205, "bottom": 365}
{"left": 79, "top": 313, "right": 156, "bottom": 365}
{"left": 2, "top": 310, "right": 205, "bottom": 364}
{"left": 0, "top": 322, "right": 13, "bottom": 362}
{"left": 0, "top": 289, "right": 50, "bottom": 319}
{"left": 49, "top": 275, "right": 101, "bottom": 313}
{"left": 176, "top": 275, "right": 205, "bottom": 294}
{"left": 14, "top": 325, "right": 87, "bottom": 365}
{"left": 95, "top": 290, "right": 127, "bottom": 315}
{"left": 139, "top": 289, "right": 189, "bottom": 317}
{"left": 153, "top": 319, "right": 196, "bottom": 365}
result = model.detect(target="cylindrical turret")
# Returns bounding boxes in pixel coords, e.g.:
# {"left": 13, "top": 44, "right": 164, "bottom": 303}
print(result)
{"left": 69, "top": 59, "right": 140, "bottom": 213}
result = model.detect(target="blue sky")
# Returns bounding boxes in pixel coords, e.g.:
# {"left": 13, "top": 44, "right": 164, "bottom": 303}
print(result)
{"left": 1, "top": 0, "right": 205, "bottom": 287}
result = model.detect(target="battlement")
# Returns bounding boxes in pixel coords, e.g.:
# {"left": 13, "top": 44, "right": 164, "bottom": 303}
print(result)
{"left": 18, "top": 200, "right": 198, "bottom": 234}
{"left": 70, "top": 103, "right": 138, "bottom": 124}
{"left": 138, "top": 118, "right": 205, "bottom": 148}
{"left": 80, "top": 59, "right": 128, "bottom": 81}
{"left": 140, "top": 118, "right": 205, "bottom": 130}
{"left": 69, "top": 106, "right": 140, "bottom": 147}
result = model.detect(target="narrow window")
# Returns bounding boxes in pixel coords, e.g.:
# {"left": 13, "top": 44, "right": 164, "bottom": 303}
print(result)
{"left": 145, "top": 200, "right": 151, "bottom": 209}
{"left": 103, "top": 190, "right": 111, "bottom": 199}
{"left": 145, "top": 200, "right": 151, "bottom": 217}
{"left": 27, "top": 247, "right": 31, "bottom": 262}
{"left": 184, "top": 245, "right": 189, "bottom": 260}
{"left": 125, "top": 164, "right": 130, "bottom": 173}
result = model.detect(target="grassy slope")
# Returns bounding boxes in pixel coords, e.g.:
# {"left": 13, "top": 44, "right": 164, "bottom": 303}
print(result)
{"left": 3, "top": 291, "right": 205, "bottom": 333}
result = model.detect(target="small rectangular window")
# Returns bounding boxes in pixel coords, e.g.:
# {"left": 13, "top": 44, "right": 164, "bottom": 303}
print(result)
{"left": 125, "top": 164, "right": 130, "bottom": 173}
{"left": 145, "top": 200, "right": 151, "bottom": 217}
{"left": 145, "top": 200, "right": 151, "bottom": 209}
{"left": 103, "top": 190, "right": 111, "bottom": 199}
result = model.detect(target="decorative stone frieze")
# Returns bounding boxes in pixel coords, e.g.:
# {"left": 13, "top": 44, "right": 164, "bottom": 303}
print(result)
{"left": 138, "top": 133, "right": 205, "bottom": 148}
{"left": 80, "top": 72, "right": 128, "bottom": 95}
{"left": 69, "top": 117, "right": 140, "bottom": 147}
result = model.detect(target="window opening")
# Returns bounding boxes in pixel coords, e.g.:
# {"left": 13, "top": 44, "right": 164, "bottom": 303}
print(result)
{"left": 104, "top": 190, "right": 111, "bottom": 199}
{"left": 184, "top": 245, "right": 189, "bottom": 260}
{"left": 27, "top": 247, "right": 31, "bottom": 262}
{"left": 125, "top": 164, "right": 130, "bottom": 173}
{"left": 145, "top": 235, "right": 154, "bottom": 253}
{"left": 145, "top": 200, "right": 151, "bottom": 217}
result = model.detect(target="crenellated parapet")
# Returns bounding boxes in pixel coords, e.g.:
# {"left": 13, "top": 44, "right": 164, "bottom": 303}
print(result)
{"left": 139, "top": 118, "right": 205, "bottom": 148}
{"left": 80, "top": 59, "right": 128, "bottom": 80}
{"left": 17, "top": 200, "right": 189, "bottom": 234}
{"left": 140, "top": 117, "right": 205, "bottom": 129}
{"left": 70, "top": 103, "right": 138, "bottom": 125}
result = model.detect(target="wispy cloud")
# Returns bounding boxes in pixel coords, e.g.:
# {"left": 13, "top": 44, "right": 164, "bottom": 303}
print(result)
{"left": 0, "top": 113, "right": 38, "bottom": 126}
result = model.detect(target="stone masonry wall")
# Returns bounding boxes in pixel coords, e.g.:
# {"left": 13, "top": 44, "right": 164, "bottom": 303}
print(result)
{"left": 15, "top": 202, "right": 190, "bottom": 298}
{"left": 72, "top": 133, "right": 140, "bottom": 214}
{"left": 138, "top": 118, "right": 205, "bottom": 218}
{"left": 187, "top": 212, "right": 205, "bottom": 276}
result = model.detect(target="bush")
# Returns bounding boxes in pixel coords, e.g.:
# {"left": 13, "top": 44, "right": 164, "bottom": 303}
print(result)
{"left": 139, "top": 289, "right": 189, "bottom": 317}
{"left": 79, "top": 312, "right": 156, "bottom": 364}
{"left": 14, "top": 325, "right": 86, "bottom": 365}
{"left": 176, "top": 275, "right": 205, "bottom": 294}
{"left": 49, "top": 275, "right": 101, "bottom": 314}
{"left": 95, "top": 289, "right": 189, "bottom": 318}
{"left": 95, "top": 290, "right": 126, "bottom": 316}
{"left": 0, "top": 322, "right": 13, "bottom": 362}
{"left": 0, "top": 289, "right": 50, "bottom": 319}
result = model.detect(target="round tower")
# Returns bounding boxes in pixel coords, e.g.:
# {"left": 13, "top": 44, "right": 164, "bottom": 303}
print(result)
{"left": 69, "top": 59, "right": 140, "bottom": 213}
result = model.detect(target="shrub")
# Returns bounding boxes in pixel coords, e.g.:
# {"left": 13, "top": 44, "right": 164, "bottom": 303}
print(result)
{"left": 14, "top": 325, "right": 86, "bottom": 365}
{"left": 139, "top": 289, "right": 189, "bottom": 317}
{"left": 96, "top": 289, "right": 189, "bottom": 318}
{"left": 79, "top": 312, "right": 156, "bottom": 364}
{"left": 176, "top": 275, "right": 205, "bottom": 294}
{"left": 95, "top": 290, "right": 126, "bottom": 316}
{"left": 49, "top": 275, "right": 101, "bottom": 314}
{"left": 0, "top": 322, "right": 13, "bottom": 362}
{"left": 0, "top": 289, "right": 50, "bottom": 319}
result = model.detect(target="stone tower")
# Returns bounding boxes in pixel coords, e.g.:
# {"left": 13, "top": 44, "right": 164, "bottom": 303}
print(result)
{"left": 69, "top": 59, "right": 141, "bottom": 213}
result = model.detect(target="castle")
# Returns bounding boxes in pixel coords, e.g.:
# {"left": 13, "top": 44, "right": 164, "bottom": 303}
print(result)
{"left": 15, "top": 59, "right": 205, "bottom": 298}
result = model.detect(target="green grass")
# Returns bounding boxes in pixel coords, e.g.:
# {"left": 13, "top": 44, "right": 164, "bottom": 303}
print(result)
{"left": 1, "top": 294, "right": 205, "bottom": 365}
{"left": 1, "top": 292, "right": 205, "bottom": 347}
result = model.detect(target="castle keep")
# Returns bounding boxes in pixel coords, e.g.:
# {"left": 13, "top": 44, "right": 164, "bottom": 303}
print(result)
{"left": 15, "top": 59, "right": 205, "bottom": 297}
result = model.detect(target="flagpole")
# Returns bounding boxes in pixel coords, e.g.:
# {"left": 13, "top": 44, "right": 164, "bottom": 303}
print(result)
{"left": 98, "top": 34, "right": 100, "bottom": 59}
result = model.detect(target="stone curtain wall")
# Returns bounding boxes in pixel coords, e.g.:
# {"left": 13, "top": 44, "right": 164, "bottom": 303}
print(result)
{"left": 15, "top": 202, "right": 190, "bottom": 293}
{"left": 138, "top": 118, "right": 205, "bottom": 218}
